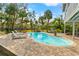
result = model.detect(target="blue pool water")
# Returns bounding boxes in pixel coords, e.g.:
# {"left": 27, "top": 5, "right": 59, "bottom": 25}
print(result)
{"left": 28, "top": 32, "right": 73, "bottom": 46}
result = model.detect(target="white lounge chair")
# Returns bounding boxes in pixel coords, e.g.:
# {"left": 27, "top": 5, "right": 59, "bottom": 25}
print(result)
{"left": 11, "top": 31, "right": 26, "bottom": 39}
{"left": 14, "top": 30, "right": 24, "bottom": 35}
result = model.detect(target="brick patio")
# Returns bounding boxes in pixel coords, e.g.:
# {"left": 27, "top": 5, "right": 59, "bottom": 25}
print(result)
{"left": 0, "top": 33, "right": 79, "bottom": 56}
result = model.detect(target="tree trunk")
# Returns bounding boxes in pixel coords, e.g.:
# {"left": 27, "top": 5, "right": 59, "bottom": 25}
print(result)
{"left": 0, "top": 19, "right": 3, "bottom": 31}
{"left": 21, "top": 17, "right": 23, "bottom": 30}
{"left": 11, "top": 18, "right": 13, "bottom": 31}
{"left": 47, "top": 19, "right": 49, "bottom": 32}
{"left": 30, "top": 19, "right": 32, "bottom": 31}
{"left": 6, "top": 18, "right": 9, "bottom": 33}
{"left": 41, "top": 20, "right": 44, "bottom": 31}
{"left": 12, "top": 14, "right": 16, "bottom": 31}
{"left": 1, "top": 22, "right": 4, "bottom": 31}
{"left": 54, "top": 30, "right": 57, "bottom": 36}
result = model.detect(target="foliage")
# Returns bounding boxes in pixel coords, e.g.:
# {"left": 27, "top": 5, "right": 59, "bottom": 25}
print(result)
{"left": 5, "top": 4, "right": 18, "bottom": 15}
{"left": 44, "top": 9, "right": 52, "bottom": 32}
{"left": 0, "top": 3, "right": 67, "bottom": 34}
{"left": 44, "top": 10, "right": 52, "bottom": 20}
{"left": 52, "top": 17, "right": 64, "bottom": 32}
{"left": 65, "top": 23, "right": 72, "bottom": 35}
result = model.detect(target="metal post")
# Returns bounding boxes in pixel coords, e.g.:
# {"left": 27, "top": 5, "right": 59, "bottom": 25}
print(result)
{"left": 72, "top": 22, "right": 75, "bottom": 38}
{"left": 64, "top": 22, "right": 66, "bottom": 34}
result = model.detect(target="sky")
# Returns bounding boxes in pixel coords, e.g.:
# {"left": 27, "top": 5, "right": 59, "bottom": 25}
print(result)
{"left": 27, "top": 3, "right": 62, "bottom": 20}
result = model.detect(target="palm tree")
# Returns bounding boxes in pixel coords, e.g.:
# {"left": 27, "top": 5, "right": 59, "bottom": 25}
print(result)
{"left": 38, "top": 16, "right": 45, "bottom": 31}
{"left": 32, "top": 11, "right": 36, "bottom": 31}
{"left": 34, "top": 20, "right": 39, "bottom": 31}
{"left": 28, "top": 12, "right": 32, "bottom": 31}
{"left": 18, "top": 8, "right": 27, "bottom": 30}
{"left": 0, "top": 3, "right": 5, "bottom": 31}
{"left": 44, "top": 9, "right": 52, "bottom": 32}
{"left": 0, "top": 12, "right": 5, "bottom": 31}
{"left": 23, "top": 18, "right": 29, "bottom": 29}
{"left": 52, "top": 17, "right": 64, "bottom": 36}
{"left": 39, "top": 16, "right": 44, "bottom": 25}
{"left": 4, "top": 14, "right": 10, "bottom": 33}
{"left": 5, "top": 3, "right": 18, "bottom": 32}
{"left": 28, "top": 11, "right": 35, "bottom": 31}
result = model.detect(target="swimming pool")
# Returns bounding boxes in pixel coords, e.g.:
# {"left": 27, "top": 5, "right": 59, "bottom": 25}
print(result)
{"left": 28, "top": 32, "right": 73, "bottom": 46}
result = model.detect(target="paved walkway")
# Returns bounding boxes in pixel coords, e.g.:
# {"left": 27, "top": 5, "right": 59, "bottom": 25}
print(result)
{"left": 0, "top": 33, "right": 79, "bottom": 56}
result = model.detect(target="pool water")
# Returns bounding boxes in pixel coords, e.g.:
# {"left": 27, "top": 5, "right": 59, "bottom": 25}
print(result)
{"left": 28, "top": 32, "right": 73, "bottom": 46}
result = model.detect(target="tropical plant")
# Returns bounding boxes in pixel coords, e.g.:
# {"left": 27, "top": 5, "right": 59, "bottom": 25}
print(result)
{"left": 5, "top": 3, "right": 18, "bottom": 32}
{"left": 0, "top": 12, "right": 4, "bottom": 31}
{"left": 52, "top": 17, "right": 64, "bottom": 36}
{"left": 32, "top": 11, "right": 36, "bottom": 31}
{"left": 65, "top": 23, "right": 72, "bottom": 35}
{"left": 28, "top": 11, "right": 36, "bottom": 31}
{"left": 0, "top": 3, "right": 6, "bottom": 31}
{"left": 18, "top": 8, "right": 28, "bottom": 29}
{"left": 44, "top": 9, "right": 52, "bottom": 32}
{"left": 38, "top": 16, "right": 46, "bottom": 31}
{"left": 27, "top": 12, "right": 33, "bottom": 31}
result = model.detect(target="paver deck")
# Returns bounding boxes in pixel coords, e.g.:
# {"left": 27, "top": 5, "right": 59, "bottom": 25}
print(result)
{"left": 0, "top": 33, "right": 79, "bottom": 56}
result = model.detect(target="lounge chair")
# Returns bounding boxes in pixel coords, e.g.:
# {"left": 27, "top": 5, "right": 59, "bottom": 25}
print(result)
{"left": 14, "top": 30, "right": 24, "bottom": 35}
{"left": 11, "top": 31, "right": 26, "bottom": 39}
